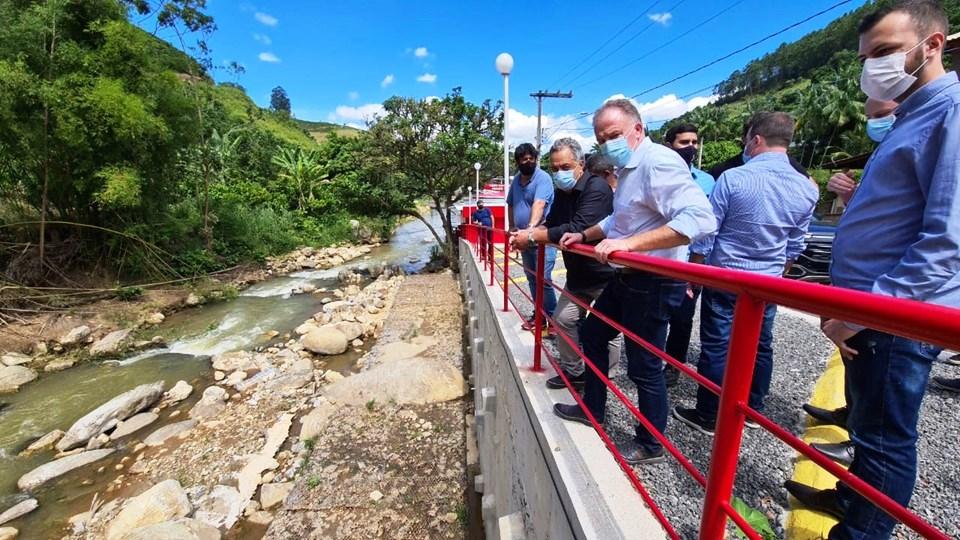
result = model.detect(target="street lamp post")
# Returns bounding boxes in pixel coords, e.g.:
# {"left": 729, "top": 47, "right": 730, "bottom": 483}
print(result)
{"left": 496, "top": 53, "right": 513, "bottom": 206}
{"left": 473, "top": 162, "right": 481, "bottom": 206}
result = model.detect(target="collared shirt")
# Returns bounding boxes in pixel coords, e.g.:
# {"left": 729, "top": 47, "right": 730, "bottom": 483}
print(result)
{"left": 831, "top": 71, "right": 960, "bottom": 307}
{"left": 508, "top": 167, "right": 554, "bottom": 229}
{"left": 709, "top": 152, "right": 809, "bottom": 179}
{"left": 471, "top": 207, "right": 492, "bottom": 227}
{"left": 691, "top": 152, "right": 818, "bottom": 276}
{"left": 598, "top": 137, "right": 715, "bottom": 261}
{"left": 691, "top": 166, "right": 715, "bottom": 197}
{"left": 544, "top": 172, "right": 614, "bottom": 290}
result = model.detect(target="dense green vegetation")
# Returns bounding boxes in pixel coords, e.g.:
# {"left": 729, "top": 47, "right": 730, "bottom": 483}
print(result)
{"left": 0, "top": 0, "right": 496, "bottom": 290}
{"left": 654, "top": 0, "right": 960, "bottom": 173}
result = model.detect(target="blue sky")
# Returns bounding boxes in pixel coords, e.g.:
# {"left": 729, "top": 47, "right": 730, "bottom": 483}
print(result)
{"left": 142, "top": 0, "right": 870, "bottom": 147}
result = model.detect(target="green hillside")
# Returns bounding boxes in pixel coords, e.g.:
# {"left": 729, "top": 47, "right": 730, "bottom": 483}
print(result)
{"left": 295, "top": 119, "right": 362, "bottom": 142}
{"left": 655, "top": 0, "right": 960, "bottom": 172}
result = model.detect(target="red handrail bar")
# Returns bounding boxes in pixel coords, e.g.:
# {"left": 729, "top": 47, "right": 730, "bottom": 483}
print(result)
{"left": 462, "top": 224, "right": 959, "bottom": 540}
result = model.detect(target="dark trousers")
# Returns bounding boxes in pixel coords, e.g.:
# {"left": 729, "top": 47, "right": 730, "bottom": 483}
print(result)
{"left": 694, "top": 288, "right": 778, "bottom": 423}
{"left": 830, "top": 331, "right": 939, "bottom": 540}
{"left": 478, "top": 228, "right": 491, "bottom": 261}
{"left": 581, "top": 271, "right": 685, "bottom": 454}
{"left": 665, "top": 286, "right": 701, "bottom": 363}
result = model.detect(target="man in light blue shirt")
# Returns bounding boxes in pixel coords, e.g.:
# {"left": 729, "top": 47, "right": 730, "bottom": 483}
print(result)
{"left": 785, "top": 3, "right": 960, "bottom": 538}
{"left": 671, "top": 112, "right": 818, "bottom": 436}
{"left": 662, "top": 123, "right": 716, "bottom": 387}
{"left": 552, "top": 98, "right": 715, "bottom": 465}
{"left": 507, "top": 143, "right": 557, "bottom": 321}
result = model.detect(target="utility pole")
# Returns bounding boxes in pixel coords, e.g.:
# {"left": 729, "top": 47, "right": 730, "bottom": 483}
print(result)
{"left": 530, "top": 90, "right": 573, "bottom": 154}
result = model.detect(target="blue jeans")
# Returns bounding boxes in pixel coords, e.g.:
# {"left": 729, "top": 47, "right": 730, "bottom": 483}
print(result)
{"left": 521, "top": 246, "right": 557, "bottom": 317}
{"left": 694, "top": 288, "right": 777, "bottom": 423}
{"left": 830, "top": 331, "right": 939, "bottom": 540}
{"left": 581, "top": 272, "right": 685, "bottom": 454}
{"left": 665, "top": 285, "right": 701, "bottom": 363}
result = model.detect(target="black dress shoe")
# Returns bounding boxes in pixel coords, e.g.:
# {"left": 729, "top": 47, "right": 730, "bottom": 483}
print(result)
{"left": 618, "top": 442, "right": 666, "bottom": 465}
{"left": 553, "top": 403, "right": 596, "bottom": 427}
{"left": 811, "top": 441, "right": 855, "bottom": 467}
{"left": 931, "top": 376, "right": 960, "bottom": 393}
{"left": 546, "top": 372, "right": 584, "bottom": 390}
{"left": 802, "top": 403, "right": 849, "bottom": 428}
{"left": 784, "top": 480, "right": 845, "bottom": 520}
{"left": 672, "top": 406, "right": 715, "bottom": 436}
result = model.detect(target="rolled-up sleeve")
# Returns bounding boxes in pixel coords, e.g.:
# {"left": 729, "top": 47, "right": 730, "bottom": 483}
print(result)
{"left": 690, "top": 174, "right": 727, "bottom": 257}
{"left": 649, "top": 160, "right": 717, "bottom": 243}
{"left": 873, "top": 105, "right": 960, "bottom": 301}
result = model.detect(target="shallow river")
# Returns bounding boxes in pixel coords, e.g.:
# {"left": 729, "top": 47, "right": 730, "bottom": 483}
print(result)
{"left": 0, "top": 213, "right": 443, "bottom": 537}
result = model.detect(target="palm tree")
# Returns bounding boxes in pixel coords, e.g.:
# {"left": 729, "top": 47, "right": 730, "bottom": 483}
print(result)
{"left": 271, "top": 147, "right": 324, "bottom": 211}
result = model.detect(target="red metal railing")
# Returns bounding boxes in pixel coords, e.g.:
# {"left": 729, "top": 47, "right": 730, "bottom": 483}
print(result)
{"left": 462, "top": 223, "right": 960, "bottom": 540}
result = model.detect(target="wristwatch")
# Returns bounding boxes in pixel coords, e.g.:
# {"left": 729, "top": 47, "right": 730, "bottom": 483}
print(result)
{"left": 527, "top": 230, "right": 536, "bottom": 245}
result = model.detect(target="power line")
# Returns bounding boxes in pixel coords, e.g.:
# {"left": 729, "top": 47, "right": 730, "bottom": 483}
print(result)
{"left": 563, "top": 0, "right": 689, "bottom": 88}
{"left": 548, "top": 0, "right": 664, "bottom": 88}
{"left": 630, "top": 0, "right": 855, "bottom": 99}
{"left": 575, "top": 0, "right": 748, "bottom": 90}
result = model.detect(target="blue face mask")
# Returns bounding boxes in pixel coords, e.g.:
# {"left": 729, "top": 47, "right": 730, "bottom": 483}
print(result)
{"left": 602, "top": 136, "right": 632, "bottom": 168}
{"left": 553, "top": 169, "right": 577, "bottom": 191}
{"left": 866, "top": 114, "right": 896, "bottom": 142}
{"left": 741, "top": 148, "right": 752, "bottom": 164}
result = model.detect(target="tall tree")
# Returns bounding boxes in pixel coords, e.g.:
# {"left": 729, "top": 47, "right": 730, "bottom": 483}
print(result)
{"left": 362, "top": 89, "right": 503, "bottom": 261}
{"left": 270, "top": 86, "right": 291, "bottom": 116}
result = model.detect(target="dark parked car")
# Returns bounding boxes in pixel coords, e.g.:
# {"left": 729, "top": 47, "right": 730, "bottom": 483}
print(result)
{"left": 785, "top": 218, "right": 836, "bottom": 283}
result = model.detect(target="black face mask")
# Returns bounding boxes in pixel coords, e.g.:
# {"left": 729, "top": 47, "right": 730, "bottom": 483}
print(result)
{"left": 674, "top": 145, "right": 697, "bottom": 167}
{"left": 518, "top": 162, "right": 536, "bottom": 176}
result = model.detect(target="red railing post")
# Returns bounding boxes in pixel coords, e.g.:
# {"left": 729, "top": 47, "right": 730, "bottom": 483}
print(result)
{"left": 532, "top": 243, "right": 545, "bottom": 372}
{"left": 502, "top": 233, "right": 510, "bottom": 312}
{"left": 489, "top": 230, "right": 495, "bottom": 287}
{"left": 700, "top": 294, "right": 766, "bottom": 539}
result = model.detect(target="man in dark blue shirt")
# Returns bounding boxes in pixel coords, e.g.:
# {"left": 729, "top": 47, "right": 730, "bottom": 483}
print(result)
{"left": 471, "top": 201, "right": 493, "bottom": 258}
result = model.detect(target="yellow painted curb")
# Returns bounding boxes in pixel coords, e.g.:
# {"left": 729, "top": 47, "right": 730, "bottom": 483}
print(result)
{"left": 785, "top": 349, "right": 847, "bottom": 540}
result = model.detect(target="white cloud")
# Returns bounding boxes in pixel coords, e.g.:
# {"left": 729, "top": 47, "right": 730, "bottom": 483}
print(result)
{"left": 424, "top": 96, "right": 440, "bottom": 103}
{"left": 416, "top": 73, "right": 437, "bottom": 84}
{"left": 254, "top": 12, "right": 278, "bottom": 26}
{"left": 414, "top": 46, "right": 429, "bottom": 58}
{"left": 258, "top": 52, "right": 281, "bottom": 63}
{"left": 506, "top": 108, "right": 597, "bottom": 151}
{"left": 648, "top": 12, "right": 672, "bottom": 25}
{"left": 253, "top": 33, "right": 271, "bottom": 45}
{"left": 333, "top": 103, "right": 386, "bottom": 123}
{"left": 348, "top": 91, "right": 360, "bottom": 101}
{"left": 381, "top": 74, "right": 395, "bottom": 88}
{"left": 636, "top": 93, "right": 718, "bottom": 123}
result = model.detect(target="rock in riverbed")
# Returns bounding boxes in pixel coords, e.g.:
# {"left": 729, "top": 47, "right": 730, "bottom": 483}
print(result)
{"left": 105, "top": 479, "right": 192, "bottom": 540}
{"left": 143, "top": 420, "right": 197, "bottom": 447}
{"left": 18, "top": 449, "right": 115, "bottom": 491}
{"left": 0, "top": 366, "right": 37, "bottom": 394}
{"left": 301, "top": 328, "right": 348, "bottom": 355}
{"left": 56, "top": 381, "right": 165, "bottom": 451}
{"left": 0, "top": 498, "right": 38, "bottom": 526}
{"left": 19, "top": 429, "right": 64, "bottom": 456}
{"left": 90, "top": 329, "right": 131, "bottom": 358}
{"left": 1, "top": 352, "right": 32, "bottom": 367}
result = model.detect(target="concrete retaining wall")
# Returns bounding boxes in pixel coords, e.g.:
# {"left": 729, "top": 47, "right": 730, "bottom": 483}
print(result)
{"left": 459, "top": 240, "right": 666, "bottom": 540}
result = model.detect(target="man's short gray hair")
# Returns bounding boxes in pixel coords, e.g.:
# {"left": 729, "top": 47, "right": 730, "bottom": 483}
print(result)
{"left": 549, "top": 137, "right": 584, "bottom": 162}
{"left": 593, "top": 98, "right": 643, "bottom": 128}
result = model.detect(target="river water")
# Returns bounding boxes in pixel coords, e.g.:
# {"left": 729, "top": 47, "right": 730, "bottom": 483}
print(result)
{"left": 0, "top": 214, "right": 443, "bottom": 537}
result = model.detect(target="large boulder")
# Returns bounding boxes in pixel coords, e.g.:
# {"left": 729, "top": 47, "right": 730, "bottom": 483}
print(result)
{"left": 0, "top": 366, "right": 37, "bottom": 394}
{"left": 17, "top": 449, "right": 115, "bottom": 491}
{"left": 57, "top": 382, "right": 165, "bottom": 451}
{"left": 143, "top": 420, "right": 196, "bottom": 447}
{"left": 119, "top": 518, "right": 219, "bottom": 540}
{"left": 106, "top": 480, "right": 192, "bottom": 540}
{"left": 0, "top": 498, "right": 38, "bottom": 526}
{"left": 188, "top": 386, "right": 228, "bottom": 421}
{"left": 332, "top": 322, "right": 365, "bottom": 341}
{"left": 194, "top": 485, "right": 243, "bottom": 530}
{"left": 19, "top": 429, "right": 64, "bottom": 456}
{"left": 0, "top": 527, "right": 16, "bottom": 540}
{"left": 89, "top": 330, "right": 131, "bottom": 358}
{"left": 58, "top": 325, "right": 91, "bottom": 347}
{"left": 210, "top": 352, "right": 256, "bottom": 372}
{"left": 301, "top": 328, "right": 348, "bottom": 355}
{"left": 1, "top": 352, "right": 32, "bottom": 367}
{"left": 165, "top": 381, "right": 193, "bottom": 403}
{"left": 110, "top": 412, "right": 159, "bottom": 440}
{"left": 265, "top": 359, "right": 313, "bottom": 392}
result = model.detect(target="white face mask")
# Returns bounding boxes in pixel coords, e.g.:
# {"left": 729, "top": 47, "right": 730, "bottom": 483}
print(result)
{"left": 860, "top": 38, "right": 930, "bottom": 101}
